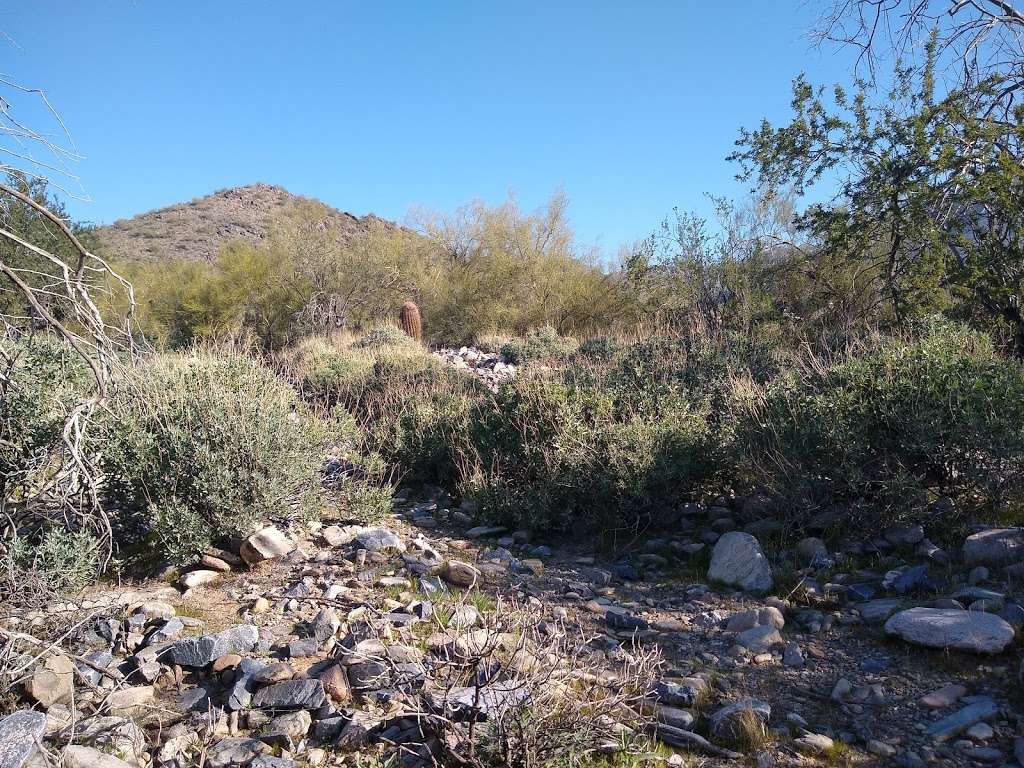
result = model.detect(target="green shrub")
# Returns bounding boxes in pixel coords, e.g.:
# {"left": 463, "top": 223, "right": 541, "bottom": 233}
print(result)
{"left": 351, "top": 325, "right": 417, "bottom": 350}
{"left": 499, "top": 326, "right": 578, "bottom": 365}
{"left": 574, "top": 335, "right": 621, "bottom": 362}
{"left": 467, "top": 372, "right": 727, "bottom": 533}
{"left": 744, "top": 320, "right": 1024, "bottom": 530}
{"left": 103, "top": 348, "right": 331, "bottom": 564}
{"left": 0, "top": 337, "right": 93, "bottom": 500}
{"left": 8, "top": 528, "right": 101, "bottom": 596}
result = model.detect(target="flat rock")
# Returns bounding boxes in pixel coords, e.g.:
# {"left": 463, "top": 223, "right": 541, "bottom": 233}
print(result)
{"left": 925, "top": 698, "right": 998, "bottom": 742}
{"left": 859, "top": 598, "right": 903, "bottom": 624}
{"left": 169, "top": 624, "right": 260, "bottom": 667}
{"left": 241, "top": 526, "right": 295, "bottom": 565}
{"left": 444, "top": 559, "right": 480, "bottom": 588}
{"left": 963, "top": 528, "right": 1024, "bottom": 566}
{"left": 736, "top": 624, "right": 783, "bottom": 653}
{"left": 27, "top": 653, "right": 74, "bottom": 708}
{"left": 921, "top": 684, "right": 967, "bottom": 709}
{"left": 355, "top": 527, "right": 405, "bottom": 554}
{"left": 0, "top": 710, "right": 46, "bottom": 768}
{"left": 252, "top": 679, "right": 325, "bottom": 710}
{"left": 707, "top": 532, "right": 773, "bottom": 593}
{"left": 205, "top": 737, "right": 267, "bottom": 768}
{"left": 884, "top": 608, "right": 1014, "bottom": 653}
{"left": 62, "top": 745, "right": 134, "bottom": 768}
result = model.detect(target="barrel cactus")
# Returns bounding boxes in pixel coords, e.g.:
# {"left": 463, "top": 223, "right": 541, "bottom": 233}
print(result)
{"left": 399, "top": 300, "right": 422, "bottom": 342}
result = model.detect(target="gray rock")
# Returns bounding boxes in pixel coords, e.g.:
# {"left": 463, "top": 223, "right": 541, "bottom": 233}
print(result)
{"left": 169, "top": 624, "right": 259, "bottom": 667}
{"left": 442, "top": 680, "right": 531, "bottom": 720}
{"left": 0, "top": 710, "right": 46, "bottom": 768}
{"left": 707, "top": 532, "right": 773, "bottom": 593}
{"left": 252, "top": 679, "right": 325, "bottom": 710}
{"left": 963, "top": 528, "right": 1024, "bottom": 566}
{"left": 736, "top": 625, "right": 783, "bottom": 653}
{"left": 62, "top": 746, "right": 134, "bottom": 768}
{"left": 228, "top": 658, "right": 266, "bottom": 711}
{"left": 27, "top": 653, "right": 74, "bottom": 707}
{"left": 710, "top": 698, "right": 771, "bottom": 740}
{"left": 884, "top": 608, "right": 1014, "bottom": 653}
{"left": 725, "top": 607, "right": 784, "bottom": 632}
{"left": 924, "top": 698, "right": 998, "bottom": 742}
{"left": 346, "top": 660, "right": 391, "bottom": 691}
{"left": 355, "top": 527, "right": 405, "bottom": 553}
{"left": 205, "top": 737, "right": 266, "bottom": 768}
{"left": 794, "top": 733, "right": 834, "bottom": 756}
{"left": 858, "top": 598, "right": 904, "bottom": 624}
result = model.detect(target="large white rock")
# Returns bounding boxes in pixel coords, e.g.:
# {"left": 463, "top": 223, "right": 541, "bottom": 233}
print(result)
{"left": 963, "top": 528, "right": 1024, "bottom": 566}
{"left": 884, "top": 608, "right": 1014, "bottom": 654}
{"left": 707, "top": 532, "right": 773, "bottom": 593}
{"left": 240, "top": 526, "right": 295, "bottom": 565}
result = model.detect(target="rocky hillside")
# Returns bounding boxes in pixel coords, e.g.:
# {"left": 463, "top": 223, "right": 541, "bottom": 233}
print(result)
{"left": 93, "top": 183, "right": 394, "bottom": 262}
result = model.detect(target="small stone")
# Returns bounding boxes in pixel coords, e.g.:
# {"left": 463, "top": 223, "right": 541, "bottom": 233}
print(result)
{"left": 181, "top": 569, "right": 220, "bottom": 588}
{"left": 212, "top": 654, "right": 242, "bottom": 673}
{"left": 710, "top": 699, "right": 771, "bottom": 741}
{"left": 736, "top": 625, "right": 783, "bottom": 653}
{"left": 354, "top": 527, "right": 405, "bottom": 553}
{"left": 106, "top": 685, "right": 154, "bottom": 717}
{"left": 205, "top": 737, "right": 266, "bottom": 768}
{"left": 444, "top": 560, "right": 480, "bottom": 588}
{"left": 920, "top": 684, "right": 967, "bottom": 709}
{"left": 867, "top": 740, "right": 896, "bottom": 757}
{"left": 201, "top": 554, "right": 232, "bottom": 572}
{"left": 317, "top": 664, "right": 352, "bottom": 704}
{"left": 966, "top": 722, "right": 994, "bottom": 740}
{"left": 782, "top": 643, "right": 804, "bottom": 667}
{"left": 794, "top": 733, "right": 834, "bottom": 756}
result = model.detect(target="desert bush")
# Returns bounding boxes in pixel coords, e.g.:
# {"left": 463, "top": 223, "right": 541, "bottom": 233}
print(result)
{"left": 0, "top": 337, "right": 94, "bottom": 503}
{"left": 743, "top": 320, "right": 1024, "bottom": 529}
{"left": 351, "top": 325, "right": 417, "bottom": 350}
{"left": 499, "top": 326, "right": 578, "bottom": 365}
{"left": 102, "top": 348, "right": 332, "bottom": 564}
{"left": 4, "top": 528, "right": 100, "bottom": 600}
{"left": 574, "top": 335, "right": 621, "bottom": 362}
{"left": 467, "top": 371, "right": 727, "bottom": 534}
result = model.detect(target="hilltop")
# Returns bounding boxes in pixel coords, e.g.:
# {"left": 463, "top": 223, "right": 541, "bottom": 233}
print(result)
{"left": 92, "top": 182, "right": 394, "bottom": 262}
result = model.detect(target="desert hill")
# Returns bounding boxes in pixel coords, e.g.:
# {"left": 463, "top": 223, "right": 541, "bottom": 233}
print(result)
{"left": 93, "top": 182, "right": 393, "bottom": 262}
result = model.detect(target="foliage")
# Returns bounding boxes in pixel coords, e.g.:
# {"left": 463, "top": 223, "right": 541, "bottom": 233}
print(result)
{"left": 731, "top": 38, "right": 1024, "bottom": 353}
{"left": 102, "top": 348, "right": 331, "bottom": 563}
{"left": 0, "top": 336, "right": 93, "bottom": 503}
{"left": 742, "top": 320, "right": 1024, "bottom": 529}
{"left": 8, "top": 528, "right": 100, "bottom": 597}
{"left": 499, "top": 325, "right": 578, "bottom": 365}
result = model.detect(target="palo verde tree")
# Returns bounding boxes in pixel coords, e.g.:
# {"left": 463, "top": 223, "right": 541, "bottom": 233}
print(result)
{"left": 730, "top": 35, "right": 1024, "bottom": 351}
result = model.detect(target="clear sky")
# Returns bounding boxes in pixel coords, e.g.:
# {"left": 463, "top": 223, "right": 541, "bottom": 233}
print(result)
{"left": 4, "top": 2, "right": 856, "bottom": 253}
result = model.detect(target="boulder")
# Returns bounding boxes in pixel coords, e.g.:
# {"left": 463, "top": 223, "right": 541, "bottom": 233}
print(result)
{"left": 963, "top": 528, "right": 1024, "bottom": 566}
{"left": 707, "top": 532, "right": 773, "bottom": 593}
{"left": 884, "top": 608, "right": 1014, "bottom": 653}
{"left": 169, "top": 624, "right": 259, "bottom": 667}
{"left": 240, "top": 526, "right": 295, "bottom": 565}
{"left": 0, "top": 710, "right": 46, "bottom": 768}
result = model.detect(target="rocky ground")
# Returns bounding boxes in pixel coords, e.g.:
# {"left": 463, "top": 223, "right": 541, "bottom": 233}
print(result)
{"left": 3, "top": 489, "right": 1024, "bottom": 768}
{"left": 431, "top": 347, "right": 515, "bottom": 390}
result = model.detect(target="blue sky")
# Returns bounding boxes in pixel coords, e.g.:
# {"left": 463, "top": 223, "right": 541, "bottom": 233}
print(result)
{"left": 4, "top": 2, "right": 855, "bottom": 252}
